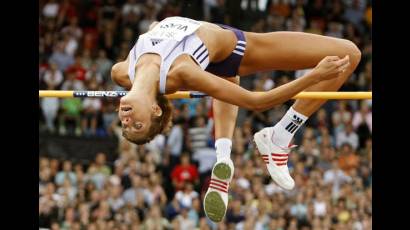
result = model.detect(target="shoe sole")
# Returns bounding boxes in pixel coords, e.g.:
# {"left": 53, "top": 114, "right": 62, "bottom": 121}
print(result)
{"left": 204, "top": 162, "right": 232, "bottom": 222}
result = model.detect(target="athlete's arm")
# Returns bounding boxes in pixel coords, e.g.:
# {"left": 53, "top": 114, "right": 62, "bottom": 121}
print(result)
{"left": 178, "top": 56, "right": 349, "bottom": 111}
{"left": 111, "top": 55, "right": 132, "bottom": 90}
{"left": 111, "top": 22, "right": 159, "bottom": 88}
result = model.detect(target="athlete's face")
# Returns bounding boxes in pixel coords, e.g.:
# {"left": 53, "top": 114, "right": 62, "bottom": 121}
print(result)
{"left": 118, "top": 94, "right": 152, "bottom": 140}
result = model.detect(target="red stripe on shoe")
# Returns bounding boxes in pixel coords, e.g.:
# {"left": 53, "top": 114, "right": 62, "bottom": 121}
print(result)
{"left": 276, "top": 163, "right": 287, "bottom": 166}
{"left": 271, "top": 153, "right": 289, "bottom": 157}
{"left": 272, "top": 158, "right": 288, "bottom": 162}
{"left": 210, "top": 178, "right": 228, "bottom": 185}
{"left": 209, "top": 185, "right": 228, "bottom": 193}
{"left": 209, "top": 182, "right": 228, "bottom": 190}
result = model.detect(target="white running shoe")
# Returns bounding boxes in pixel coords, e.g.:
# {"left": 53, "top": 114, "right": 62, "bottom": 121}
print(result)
{"left": 203, "top": 158, "right": 234, "bottom": 222}
{"left": 253, "top": 127, "right": 295, "bottom": 190}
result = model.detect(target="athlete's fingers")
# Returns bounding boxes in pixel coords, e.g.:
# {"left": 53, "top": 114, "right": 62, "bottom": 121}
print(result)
{"left": 334, "top": 55, "right": 350, "bottom": 67}
{"left": 338, "top": 61, "right": 350, "bottom": 72}
{"left": 325, "top": 56, "right": 340, "bottom": 62}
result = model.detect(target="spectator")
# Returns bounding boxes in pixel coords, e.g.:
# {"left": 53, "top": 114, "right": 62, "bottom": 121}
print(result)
{"left": 66, "top": 55, "right": 87, "bottom": 81}
{"left": 352, "top": 100, "right": 372, "bottom": 133}
{"left": 61, "top": 17, "right": 83, "bottom": 40}
{"left": 57, "top": 178, "right": 77, "bottom": 202}
{"left": 192, "top": 147, "right": 217, "bottom": 185}
{"left": 57, "top": 0, "right": 79, "bottom": 27}
{"left": 62, "top": 33, "right": 79, "bottom": 58}
{"left": 143, "top": 205, "right": 171, "bottom": 229}
{"left": 338, "top": 143, "right": 360, "bottom": 174}
{"left": 43, "top": 62, "right": 64, "bottom": 90}
{"left": 171, "top": 154, "right": 199, "bottom": 190}
{"left": 188, "top": 198, "right": 201, "bottom": 226}
{"left": 80, "top": 49, "right": 93, "bottom": 70}
{"left": 187, "top": 115, "right": 212, "bottom": 152}
{"left": 343, "top": 0, "right": 364, "bottom": 28}
{"left": 55, "top": 160, "right": 77, "bottom": 186}
{"left": 175, "top": 206, "right": 196, "bottom": 230}
{"left": 138, "top": 4, "right": 158, "bottom": 33}
{"left": 61, "top": 72, "right": 85, "bottom": 91}
{"left": 39, "top": 183, "right": 59, "bottom": 227}
{"left": 95, "top": 152, "right": 111, "bottom": 176}
{"left": 122, "top": 0, "right": 143, "bottom": 18}
{"left": 144, "top": 173, "right": 167, "bottom": 207}
{"left": 290, "top": 193, "right": 308, "bottom": 221}
{"left": 332, "top": 101, "right": 352, "bottom": 135}
{"left": 59, "top": 97, "right": 82, "bottom": 136}
{"left": 167, "top": 116, "right": 184, "bottom": 167}
{"left": 41, "top": 96, "right": 60, "bottom": 133}
{"left": 336, "top": 123, "right": 359, "bottom": 150}
{"left": 107, "top": 185, "right": 125, "bottom": 212}
{"left": 175, "top": 182, "right": 199, "bottom": 210}
{"left": 101, "top": 100, "right": 117, "bottom": 135}
{"left": 357, "top": 60, "right": 372, "bottom": 91}
{"left": 313, "top": 191, "right": 327, "bottom": 217}
{"left": 324, "top": 160, "right": 352, "bottom": 199}
{"left": 81, "top": 98, "right": 102, "bottom": 136}
{"left": 286, "top": 9, "right": 306, "bottom": 31}
{"left": 42, "top": 0, "right": 59, "bottom": 19}
{"left": 49, "top": 42, "right": 74, "bottom": 72}
{"left": 165, "top": 196, "right": 182, "bottom": 220}
{"left": 60, "top": 207, "right": 76, "bottom": 229}
{"left": 95, "top": 49, "right": 113, "bottom": 82}
{"left": 325, "top": 21, "right": 344, "bottom": 38}
{"left": 122, "top": 174, "right": 145, "bottom": 206}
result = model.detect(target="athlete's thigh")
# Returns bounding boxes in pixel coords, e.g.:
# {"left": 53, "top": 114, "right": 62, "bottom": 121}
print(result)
{"left": 238, "top": 31, "right": 358, "bottom": 75}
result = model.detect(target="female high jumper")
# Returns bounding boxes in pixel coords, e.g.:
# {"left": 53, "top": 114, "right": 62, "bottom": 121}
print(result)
{"left": 111, "top": 16, "right": 360, "bottom": 222}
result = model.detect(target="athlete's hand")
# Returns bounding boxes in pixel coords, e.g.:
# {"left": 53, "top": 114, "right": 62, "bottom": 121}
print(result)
{"left": 312, "top": 55, "right": 350, "bottom": 81}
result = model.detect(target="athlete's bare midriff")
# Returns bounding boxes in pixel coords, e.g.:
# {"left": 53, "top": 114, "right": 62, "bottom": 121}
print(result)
{"left": 195, "top": 22, "right": 238, "bottom": 62}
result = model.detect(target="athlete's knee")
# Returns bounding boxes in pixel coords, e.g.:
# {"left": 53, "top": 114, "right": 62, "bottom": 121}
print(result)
{"left": 343, "top": 39, "right": 361, "bottom": 66}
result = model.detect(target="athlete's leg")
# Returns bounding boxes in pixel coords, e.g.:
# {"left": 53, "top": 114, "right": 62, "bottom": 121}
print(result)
{"left": 204, "top": 76, "right": 239, "bottom": 223}
{"left": 239, "top": 32, "right": 361, "bottom": 190}
{"left": 213, "top": 76, "right": 240, "bottom": 144}
{"left": 240, "top": 31, "right": 361, "bottom": 116}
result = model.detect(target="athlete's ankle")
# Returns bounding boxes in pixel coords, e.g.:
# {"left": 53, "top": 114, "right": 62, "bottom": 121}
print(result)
{"left": 215, "top": 138, "right": 232, "bottom": 162}
{"left": 272, "top": 106, "right": 308, "bottom": 147}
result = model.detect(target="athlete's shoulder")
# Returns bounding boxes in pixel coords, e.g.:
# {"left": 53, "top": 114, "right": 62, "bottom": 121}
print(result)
{"left": 111, "top": 61, "right": 132, "bottom": 89}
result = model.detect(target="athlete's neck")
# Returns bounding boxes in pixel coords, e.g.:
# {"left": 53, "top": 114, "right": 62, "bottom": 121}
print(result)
{"left": 129, "top": 63, "right": 160, "bottom": 99}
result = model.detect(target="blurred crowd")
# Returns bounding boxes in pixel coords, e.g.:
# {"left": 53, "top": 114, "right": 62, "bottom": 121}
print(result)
{"left": 39, "top": 0, "right": 372, "bottom": 229}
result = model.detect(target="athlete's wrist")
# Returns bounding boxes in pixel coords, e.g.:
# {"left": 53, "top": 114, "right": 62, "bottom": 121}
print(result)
{"left": 304, "top": 70, "right": 322, "bottom": 85}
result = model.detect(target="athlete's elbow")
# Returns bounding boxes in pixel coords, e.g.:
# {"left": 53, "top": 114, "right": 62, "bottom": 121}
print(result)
{"left": 246, "top": 93, "right": 266, "bottom": 112}
{"left": 253, "top": 104, "right": 267, "bottom": 112}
